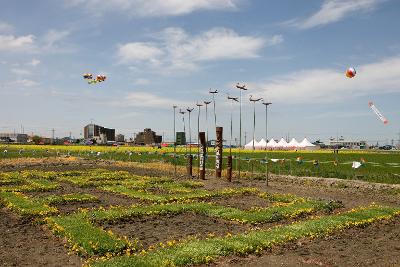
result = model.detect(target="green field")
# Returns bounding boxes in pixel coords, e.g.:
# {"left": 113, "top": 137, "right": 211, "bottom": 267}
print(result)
{"left": 1, "top": 144, "right": 400, "bottom": 184}
{"left": 1, "top": 167, "right": 399, "bottom": 266}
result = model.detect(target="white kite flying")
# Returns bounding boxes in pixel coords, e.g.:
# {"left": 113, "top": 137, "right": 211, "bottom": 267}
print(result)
{"left": 369, "top": 101, "right": 388, "bottom": 124}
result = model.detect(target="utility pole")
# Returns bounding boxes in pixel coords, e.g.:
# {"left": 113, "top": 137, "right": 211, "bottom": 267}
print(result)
{"left": 204, "top": 100, "right": 211, "bottom": 152}
{"left": 51, "top": 128, "right": 55, "bottom": 144}
{"left": 186, "top": 107, "right": 194, "bottom": 177}
{"left": 227, "top": 95, "right": 239, "bottom": 182}
{"left": 249, "top": 95, "right": 263, "bottom": 151}
{"left": 209, "top": 89, "right": 218, "bottom": 132}
{"left": 196, "top": 102, "right": 203, "bottom": 179}
{"left": 173, "top": 105, "right": 177, "bottom": 177}
{"left": 262, "top": 101, "right": 272, "bottom": 186}
{"left": 236, "top": 83, "right": 248, "bottom": 179}
{"left": 179, "top": 109, "right": 186, "bottom": 154}
{"left": 249, "top": 95, "right": 262, "bottom": 177}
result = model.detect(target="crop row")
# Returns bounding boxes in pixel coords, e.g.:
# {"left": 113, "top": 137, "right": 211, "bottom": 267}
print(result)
{"left": 89, "top": 205, "right": 400, "bottom": 267}
{"left": 45, "top": 198, "right": 341, "bottom": 257}
{"left": 0, "top": 191, "right": 99, "bottom": 216}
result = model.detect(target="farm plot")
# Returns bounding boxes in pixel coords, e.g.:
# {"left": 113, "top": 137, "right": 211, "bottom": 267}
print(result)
{"left": 0, "top": 167, "right": 399, "bottom": 266}
{"left": 2, "top": 144, "right": 400, "bottom": 184}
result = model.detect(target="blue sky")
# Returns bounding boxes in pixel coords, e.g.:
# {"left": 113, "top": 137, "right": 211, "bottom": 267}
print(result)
{"left": 1, "top": 0, "right": 399, "bottom": 145}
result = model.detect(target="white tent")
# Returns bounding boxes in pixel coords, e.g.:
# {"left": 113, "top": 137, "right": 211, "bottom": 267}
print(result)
{"left": 244, "top": 139, "right": 259, "bottom": 150}
{"left": 287, "top": 138, "right": 299, "bottom": 149}
{"left": 257, "top": 138, "right": 267, "bottom": 149}
{"left": 267, "top": 139, "right": 277, "bottom": 148}
{"left": 276, "top": 138, "right": 288, "bottom": 148}
{"left": 299, "top": 138, "right": 317, "bottom": 150}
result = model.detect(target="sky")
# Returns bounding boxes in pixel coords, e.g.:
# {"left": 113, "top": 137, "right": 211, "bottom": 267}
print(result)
{"left": 1, "top": 0, "right": 399, "bottom": 145}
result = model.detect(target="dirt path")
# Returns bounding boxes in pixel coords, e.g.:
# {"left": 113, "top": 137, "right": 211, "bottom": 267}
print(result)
{"left": 211, "top": 217, "right": 400, "bottom": 267}
{"left": 0, "top": 208, "right": 81, "bottom": 267}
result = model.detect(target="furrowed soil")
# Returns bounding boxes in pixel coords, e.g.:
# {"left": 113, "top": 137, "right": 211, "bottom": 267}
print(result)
{"left": 26, "top": 182, "right": 143, "bottom": 214}
{"left": 209, "top": 194, "right": 271, "bottom": 210}
{"left": 0, "top": 208, "right": 81, "bottom": 267}
{"left": 102, "top": 212, "right": 251, "bottom": 249}
{"left": 1, "top": 158, "right": 400, "bottom": 266}
{"left": 210, "top": 217, "right": 400, "bottom": 267}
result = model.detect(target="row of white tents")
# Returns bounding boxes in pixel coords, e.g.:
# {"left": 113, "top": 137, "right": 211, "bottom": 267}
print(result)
{"left": 244, "top": 138, "right": 317, "bottom": 150}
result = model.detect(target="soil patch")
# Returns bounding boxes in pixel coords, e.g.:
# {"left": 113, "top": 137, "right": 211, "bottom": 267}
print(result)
{"left": 210, "top": 194, "right": 271, "bottom": 210}
{"left": 103, "top": 212, "right": 251, "bottom": 249}
{"left": 27, "top": 182, "right": 142, "bottom": 214}
{"left": 0, "top": 208, "right": 81, "bottom": 267}
{"left": 211, "top": 217, "right": 400, "bottom": 267}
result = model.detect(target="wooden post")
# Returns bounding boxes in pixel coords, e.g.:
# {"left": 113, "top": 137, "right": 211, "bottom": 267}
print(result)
{"left": 199, "top": 132, "right": 206, "bottom": 180}
{"left": 215, "top": 127, "right": 223, "bottom": 178}
{"left": 187, "top": 155, "right": 193, "bottom": 177}
{"left": 226, "top": 155, "right": 232, "bottom": 182}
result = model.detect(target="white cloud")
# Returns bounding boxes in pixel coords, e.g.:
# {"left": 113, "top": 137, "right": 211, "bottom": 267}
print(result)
{"left": 112, "top": 91, "right": 187, "bottom": 109}
{"left": 27, "top": 59, "right": 41, "bottom": 67}
{"left": 11, "top": 68, "right": 32, "bottom": 76}
{"left": 67, "top": 0, "right": 237, "bottom": 17}
{"left": 117, "top": 27, "right": 273, "bottom": 72}
{"left": 0, "top": 34, "right": 35, "bottom": 51}
{"left": 286, "top": 0, "right": 383, "bottom": 29}
{"left": 134, "top": 78, "right": 150, "bottom": 85}
{"left": 43, "top": 29, "right": 71, "bottom": 50}
{"left": 117, "top": 43, "right": 164, "bottom": 64}
{"left": 0, "top": 21, "right": 14, "bottom": 33}
{"left": 247, "top": 56, "right": 400, "bottom": 104}
{"left": 13, "top": 79, "right": 39, "bottom": 87}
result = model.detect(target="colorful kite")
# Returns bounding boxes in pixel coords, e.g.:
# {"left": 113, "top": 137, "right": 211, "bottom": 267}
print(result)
{"left": 96, "top": 75, "right": 107, "bottom": 82}
{"left": 345, "top": 67, "right": 356, "bottom": 78}
{"left": 369, "top": 101, "right": 388, "bottom": 124}
{"left": 83, "top": 73, "right": 93, "bottom": 79}
{"left": 83, "top": 73, "right": 107, "bottom": 84}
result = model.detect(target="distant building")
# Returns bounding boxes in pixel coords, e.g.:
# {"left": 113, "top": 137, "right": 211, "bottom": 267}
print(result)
{"left": 0, "top": 133, "right": 28, "bottom": 143}
{"left": 116, "top": 134, "right": 125, "bottom": 143}
{"left": 329, "top": 138, "right": 367, "bottom": 149}
{"left": 176, "top": 132, "right": 186, "bottom": 145}
{"left": 84, "top": 124, "right": 115, "bottom": 143}
{"left": 134, "top": 128, "right": 162, "bottom": 145}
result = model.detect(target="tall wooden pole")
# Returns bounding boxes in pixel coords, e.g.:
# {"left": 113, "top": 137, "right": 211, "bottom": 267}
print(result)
{"left": 199, "top": 132, "right": 206, "bottom": 180}
{"left": 215, "top": 127, "right": 223, "bottom": 178}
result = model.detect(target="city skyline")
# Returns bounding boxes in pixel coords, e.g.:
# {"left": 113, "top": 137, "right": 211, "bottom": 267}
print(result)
{"left": 1, "top": 0, "right": 399, "bottom": 143}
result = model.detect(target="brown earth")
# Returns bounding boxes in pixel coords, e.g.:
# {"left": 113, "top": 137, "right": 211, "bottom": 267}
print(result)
{"left": 0, "top": 208, "right": 81, "bottom": 267}
{"left": 26, "top": 182, "right": 143, "bottom": 214}
{"left": 103, "top": 212, "right": 251, "bottom": 249}
{"left": 210, "top": 217, "right": 400, "bottom": 267}
{"left": 0, "top": 158, "right": 399, "bottom": 266}
{"left": 209, "top": 194, "right": 271, "bottom": 210}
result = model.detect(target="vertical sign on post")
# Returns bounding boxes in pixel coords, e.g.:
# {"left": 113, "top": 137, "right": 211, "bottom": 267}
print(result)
{"left": 215, "top": 127, "right": 223, "bottom": 178}
{"left": 199, "top": 132, "right": 206, "bottom": 180}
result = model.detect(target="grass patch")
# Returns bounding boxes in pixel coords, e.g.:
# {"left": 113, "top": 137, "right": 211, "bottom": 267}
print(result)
{"left": 99, "top": 186, "right": 258, "bottom": 203}
{"left": 40, "top": 193, "right": 99, "bottom": 205}
{"left": 89, "top": 205, "right": 400, "bottom": 267}
{"left": 0, "top": 191, "right": 57, "bottom": 216}
{"left": 46, "top": 213, "right": 135, "bottom": 257}
{"left": 89, "top": 199, "right": 341, "bottom": 224}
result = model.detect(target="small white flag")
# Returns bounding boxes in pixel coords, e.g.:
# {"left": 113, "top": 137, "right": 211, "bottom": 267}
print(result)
{"left": 352, "top": 161, "right": 362, "bottom": 169}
